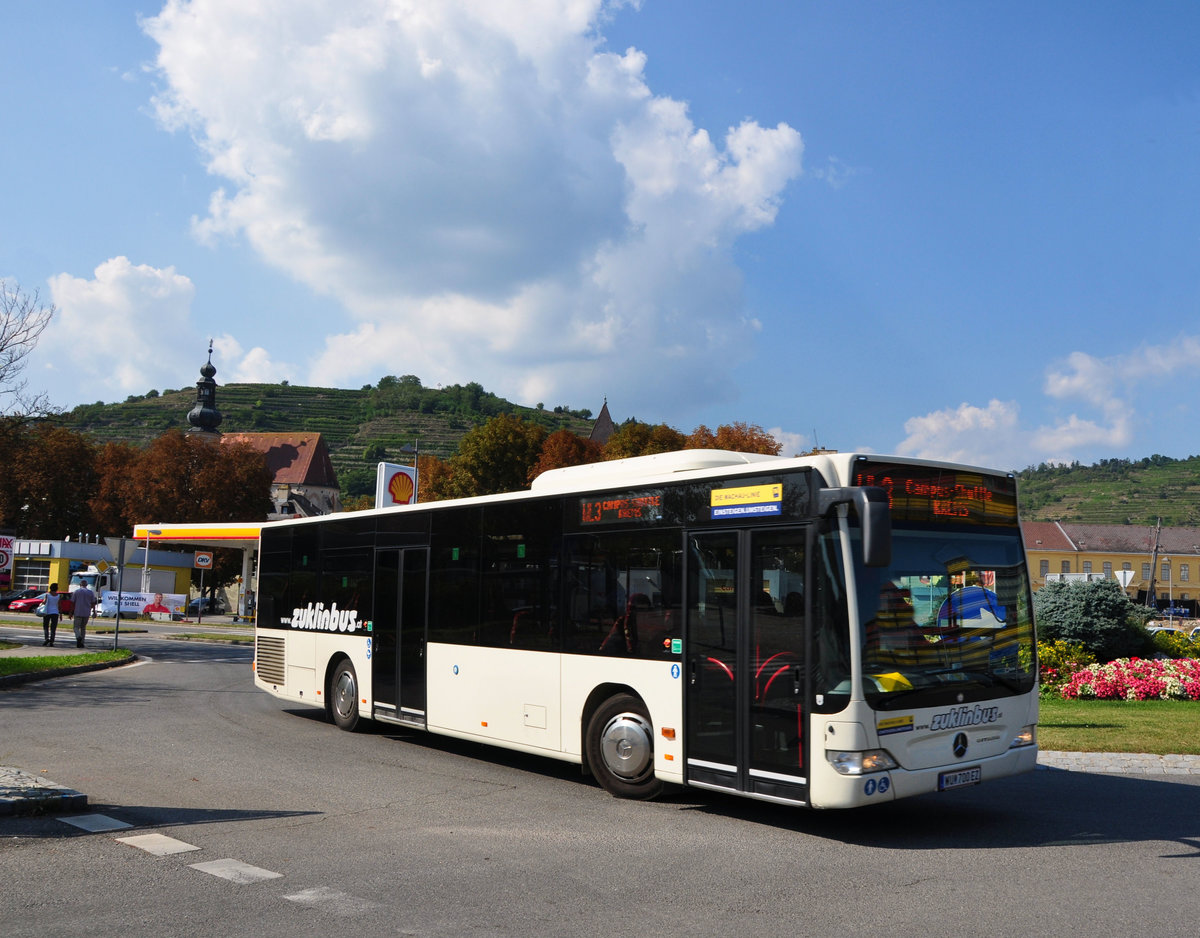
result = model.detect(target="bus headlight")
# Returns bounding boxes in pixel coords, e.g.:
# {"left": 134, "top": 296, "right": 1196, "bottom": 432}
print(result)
{"left": 1009, "top": 724, "right": 1036, "bottom": 748}
{"left": 827, "top": 749, "right": 898, "bottom": 776}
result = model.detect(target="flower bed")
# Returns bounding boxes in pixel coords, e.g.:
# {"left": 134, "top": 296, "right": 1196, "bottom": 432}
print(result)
{"left": 1058, "top": 657, "right": 1200, "bottom": 701}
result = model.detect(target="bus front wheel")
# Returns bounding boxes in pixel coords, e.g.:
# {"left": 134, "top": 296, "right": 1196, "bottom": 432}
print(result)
{"left": 329, "top": 660, "right": 360, "bottom": 731}
{"left": 585, "top": 694, "right": 664, "bottom": 800}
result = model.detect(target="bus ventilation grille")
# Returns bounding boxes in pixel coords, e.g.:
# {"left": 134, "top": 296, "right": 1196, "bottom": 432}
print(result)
{"left": 256, "top": 635, "right": 286, "bottom": 685}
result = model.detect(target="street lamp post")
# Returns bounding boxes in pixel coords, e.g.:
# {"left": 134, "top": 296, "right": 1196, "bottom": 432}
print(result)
{"left": 400, "top": 439, "right": 419, "bottom": 503}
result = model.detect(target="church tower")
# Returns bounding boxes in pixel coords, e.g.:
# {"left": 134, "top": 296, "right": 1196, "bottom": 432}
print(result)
{"left": 186, "top": 341, "right": 223, "bottom": 439}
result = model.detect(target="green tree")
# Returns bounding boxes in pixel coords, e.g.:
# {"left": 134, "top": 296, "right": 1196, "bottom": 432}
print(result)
{"left": 449, "top": 414, "right": 547, "bottom": 497}
{"left": 1033, "top": 578, "right": 1149, "bottom": 661}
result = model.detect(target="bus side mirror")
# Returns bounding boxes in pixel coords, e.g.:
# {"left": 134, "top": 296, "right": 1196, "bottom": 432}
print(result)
{"left": 816, "top": 486, "right": 892, "bottom": 568}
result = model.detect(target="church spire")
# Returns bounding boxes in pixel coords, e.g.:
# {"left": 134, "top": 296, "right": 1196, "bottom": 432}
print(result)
{"left": 186, "top": 340, "right": 223, "bottom": 438}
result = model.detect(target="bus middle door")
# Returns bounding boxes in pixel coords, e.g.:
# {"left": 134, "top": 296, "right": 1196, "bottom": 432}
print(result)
{"left": 685, "top": 528, "right": 808, "bottom": 804}
{"left": 371, "top": 547, "right": 428, "bottom": 726}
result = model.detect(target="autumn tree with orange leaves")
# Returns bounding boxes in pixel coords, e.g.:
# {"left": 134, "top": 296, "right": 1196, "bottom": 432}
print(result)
{"left": 685, "top": 422, "right": 781, "bottom": 455}
{"left": 603, "top": 421, "right": 686, "bottom": 459}
{"left": 529, "top": 429, "right": 603, "bottom": 481}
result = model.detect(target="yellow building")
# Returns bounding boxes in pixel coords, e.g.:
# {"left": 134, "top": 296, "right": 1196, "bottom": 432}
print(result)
{"left": 1022, "top": 521, "right": 1199, "bottom": 617}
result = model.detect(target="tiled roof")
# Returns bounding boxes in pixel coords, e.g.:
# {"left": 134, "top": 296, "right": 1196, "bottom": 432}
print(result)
{"left": 1020, "top": 521, "right": 1075, "bottom": 551}
{"left": 1023, "top": 521, "right": 1200, "bottom": 556}
{"left": 221, "top": 433, "right": 338, "bottom": 488}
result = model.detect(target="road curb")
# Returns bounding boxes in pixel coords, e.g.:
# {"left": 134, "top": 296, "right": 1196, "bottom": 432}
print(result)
{"left": 0, "top": 767, "right": 87, "bottom": 816}
{"left": 0, "top": 654, "right": 140, "bottom": 689}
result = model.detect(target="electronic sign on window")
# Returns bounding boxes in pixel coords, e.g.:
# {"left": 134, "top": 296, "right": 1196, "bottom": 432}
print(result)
{"left": 579, "top": 493, "right": 663, "bottom": 525}
{"left": 852, "top": 460, "right": 1018, "bottom": 525}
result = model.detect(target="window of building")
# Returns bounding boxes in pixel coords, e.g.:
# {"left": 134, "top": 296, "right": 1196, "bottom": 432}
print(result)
{"left": 1163, "top": 562, "right": 1172, "bottom": 581}
{"left": 1102, "top": 562, "right": 1112, "bottom": 577}
{"left": 1039, "top": 560, "right": 1049, "bottom": 577}
{"left": 1061, "top": 561, "right": 1070, "bottom": 574}
{"left": 1082, "top": 561, "right": 1092, "bottom": 574}
{"left": 1142, "top": 563, "right": 1152, "bottom": 579}
{"left": 1181, "top": 564, "right": 1190, "bottom": 582}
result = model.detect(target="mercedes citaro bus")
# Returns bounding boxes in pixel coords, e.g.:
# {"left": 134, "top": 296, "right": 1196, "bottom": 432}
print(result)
{"left": 253, "top": 450, "right": 1037, "bottom": 809}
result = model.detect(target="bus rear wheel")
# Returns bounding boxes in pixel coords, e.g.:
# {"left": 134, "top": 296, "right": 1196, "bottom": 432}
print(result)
{"left": 329, "top": 660, "right": 360, "bottom": 731}
{"left": 585, "top": 694, "right": 664, "bottom": 800}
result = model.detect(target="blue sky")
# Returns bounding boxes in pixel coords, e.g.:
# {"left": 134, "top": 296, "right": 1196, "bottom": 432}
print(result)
{"left": 3, "top": 1, "right": 1198, "bottom": 471}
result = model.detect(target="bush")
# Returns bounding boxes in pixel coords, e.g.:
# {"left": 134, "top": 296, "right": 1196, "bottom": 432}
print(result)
{"left": 1150, "top": 629, "right": 1200, "bottom": 660}
{"left": 1038, "top": 639, "right": 1095, "bottom": 696}
{"left": 1033, "top": 579, "right": 1149, "bottom": 661}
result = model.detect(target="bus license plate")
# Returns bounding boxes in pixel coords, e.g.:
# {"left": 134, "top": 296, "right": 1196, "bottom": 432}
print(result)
{"left": 938, "top": 766, "right": 981, "bottom": 791}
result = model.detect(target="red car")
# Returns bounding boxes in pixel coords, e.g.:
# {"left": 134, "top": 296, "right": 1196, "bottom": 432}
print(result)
{"left": 8, "top": 592, "right": 72, "bottom": 615}
{"left": 6, "top": 595, "right": 45, "bottom": 613}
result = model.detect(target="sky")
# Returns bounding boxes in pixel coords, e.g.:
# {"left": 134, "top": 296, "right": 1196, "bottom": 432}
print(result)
{"left": 3, "top": 1, "right": 1199, "bottom": 472}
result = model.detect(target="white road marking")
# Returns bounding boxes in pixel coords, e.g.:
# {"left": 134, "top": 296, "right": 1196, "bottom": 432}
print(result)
{"left": 189, "top": 858, "right": 283, "bottom": 884}
{"left": 116, "top": 833, "right": 201, "bottom": 855}
{"left": 283, "top": 886, "right": 381, "bottom": 916}
{"left": 59, "top": 814, "right": 133, "bottom": 832}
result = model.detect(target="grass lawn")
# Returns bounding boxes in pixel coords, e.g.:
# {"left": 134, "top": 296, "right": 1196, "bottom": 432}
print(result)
{"left": 0, "top": 648, "right": 134, "bottom": 677}
{"left": 1038, "top": 696, "right": 1200, "bottom": 755}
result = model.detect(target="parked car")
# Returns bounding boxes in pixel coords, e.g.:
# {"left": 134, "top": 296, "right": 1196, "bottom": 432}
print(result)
{"left": 186, "top": 596, "right": 227, "bottom": 615}
{"left": 6, "top": 594, "right": 47, "bottom": 613}
{"left": 0, "top": 588, "right": 41, "bottom": 610}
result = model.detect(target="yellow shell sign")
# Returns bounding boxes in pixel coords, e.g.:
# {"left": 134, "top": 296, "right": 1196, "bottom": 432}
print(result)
{"left": 388, "top": 470, "right": 415, "bottom": 504}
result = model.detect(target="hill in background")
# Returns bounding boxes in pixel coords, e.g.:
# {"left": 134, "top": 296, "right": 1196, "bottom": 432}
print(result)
{"left": 57, "top": 376, "right": 595, "bottom": 499}
{"left": 54, "top": 378, "right": 1200, "bottom": 525}
{"left": 1017, "top": 456, "right": 1200, "bottom": 526}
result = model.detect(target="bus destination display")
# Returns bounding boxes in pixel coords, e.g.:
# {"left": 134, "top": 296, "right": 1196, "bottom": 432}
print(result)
{"left": 580, "top": 493, "right": 663, "bottom": 525}
{"left": 853, "top": 461, "right": 1018, "bottom": 524}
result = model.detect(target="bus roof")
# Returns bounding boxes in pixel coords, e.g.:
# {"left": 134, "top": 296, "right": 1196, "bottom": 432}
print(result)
{"left": 529, "top": 449, "right": 782, "bottom": 493}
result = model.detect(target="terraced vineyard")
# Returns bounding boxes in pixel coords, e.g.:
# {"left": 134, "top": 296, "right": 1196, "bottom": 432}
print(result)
{"left": 57, "top": 380, "right": 596, "bottom": 498}
{"left": 1017, "top": 456, "right": 1200, "bottom": 526}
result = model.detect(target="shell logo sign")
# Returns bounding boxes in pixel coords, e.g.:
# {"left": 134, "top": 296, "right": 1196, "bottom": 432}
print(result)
{"left": 388, "top": 470, "right": 415, "bottom": 504}
{"left": 375, "top": 462, "right": 418, "bottom": 507}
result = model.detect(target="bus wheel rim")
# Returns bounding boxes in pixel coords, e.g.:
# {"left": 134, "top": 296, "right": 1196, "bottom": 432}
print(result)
{"left": 599, "top": 712, "right": 653, "bottom": 780}
{"left": 334, "top": 669, "right": 355, "bottom": 717}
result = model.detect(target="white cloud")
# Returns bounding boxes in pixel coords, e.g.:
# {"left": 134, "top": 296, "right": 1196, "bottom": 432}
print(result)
{"left": 40, "top": 257, "right": 197, "bottom": 402}
{"left": 897, "top": 334, "right": 1200, "bottom": 468}
{"left": 212, "top": 334, "right": 298, "bottom": 385}
{"left": 896, "top": 400, "right": 1025, "bottom": 469}
{"left": 31, "top": 258, "right": 293, "bottom": 407}
{"left": 767, "top": 427, "right": 809, "bottom": 457}
{"left": 142, "top": 0, "right": 803, "bottom": 416}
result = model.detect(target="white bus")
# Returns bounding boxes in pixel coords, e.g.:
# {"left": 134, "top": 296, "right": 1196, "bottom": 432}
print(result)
{"left": 253, "top": 450, "right": 1038, "bottom": 809}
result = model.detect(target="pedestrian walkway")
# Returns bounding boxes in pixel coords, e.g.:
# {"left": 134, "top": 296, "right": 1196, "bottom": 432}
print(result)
{"left": 1038, "top": 750, "right": 1200, "bottom": 775}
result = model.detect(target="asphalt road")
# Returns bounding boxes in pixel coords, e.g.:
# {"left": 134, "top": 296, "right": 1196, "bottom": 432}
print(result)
{"left": 2, "top": 627, "right": 1199, "bottom": 937}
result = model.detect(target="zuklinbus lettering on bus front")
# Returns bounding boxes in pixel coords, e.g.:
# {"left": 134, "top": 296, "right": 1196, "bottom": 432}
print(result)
{"left": 928, "top": 705, "right": 1001, "bottom": 731}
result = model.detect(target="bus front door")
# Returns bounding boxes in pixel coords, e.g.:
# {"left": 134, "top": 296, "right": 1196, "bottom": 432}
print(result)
{"left": 685, "top": 529, "right": 809, "bottom": 804}
{"left": 371, "top": 548, "right": 428, "bottom": 726}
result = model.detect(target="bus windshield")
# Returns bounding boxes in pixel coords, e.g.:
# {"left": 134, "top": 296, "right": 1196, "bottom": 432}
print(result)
{"left": 851, "top": 524, "right": 1036, "bottom": 709}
